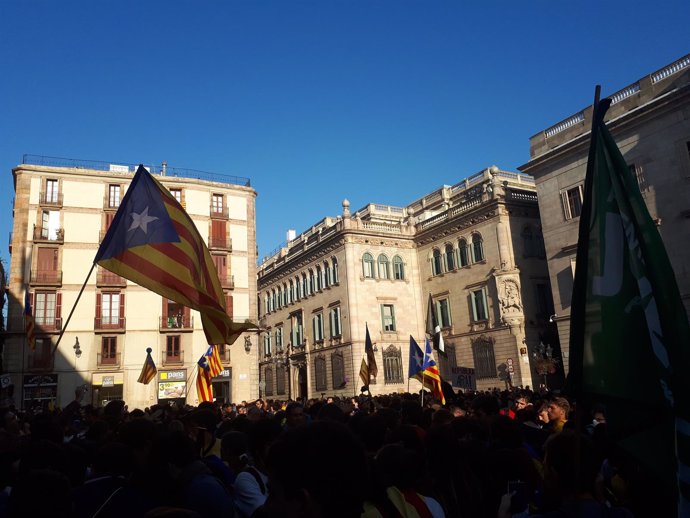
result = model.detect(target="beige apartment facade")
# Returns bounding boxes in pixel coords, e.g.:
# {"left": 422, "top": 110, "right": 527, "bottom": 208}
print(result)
{"left": 4, "top": 157, "right": 258, "bottom": 410}
{"left": 257, "top": 167, "right": 559, "bottom": 400}
{"left": 520, "top": 54, "right": 690, "bottom": 373}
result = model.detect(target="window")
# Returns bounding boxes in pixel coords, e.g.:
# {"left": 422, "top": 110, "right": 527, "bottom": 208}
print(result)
{"left": 296, "top": 276, "right": 302, "bottom": 300}
{"left": 458, "top": 239, "right": 469, "bottom": 267}
{"left": 99, "top": 292, "right": 123, "bottom": 327}
{"left": 45, "top": 179, "right": 59, "bottom": 203}
{"left": 332, "top": 257, "right": 339, "bottom": 284}
{"left": 471, "top": 335, "right": 497, "bottom": 379}
{"left": 383, "top": 345, "right": 403, "bottom": 384}
{"left": 283, "top": 283, "right": 288, "bottom": 306}
{"left": 431, "top": 249, "right": 443, "bottom": 275}
{"left": 315, "top": 266, "right": 322, "bottom": 291}
{"left": 264, "top": 367, "right": 274, "bottom": 397}
{"left": 436, "top": 298, "right": 451, "bottom": 328}
{"left": 288, "top": 281, "right": 294, "bottom": 304}
{"left": 39, "top": 210, "right": 60, "bottom": 240}
{"left": 263, "top": 332, "right": 272, "bottom": 356}
{"left": 264, "top": 294, "right": 269, "bottom": 315}
{"left": 363, "top": 253, "right": 374, "bottom": 278}
{"left": 163, "top": 298, "right": 190, "bottom": 328}
{"left": 291, "top": 312, "right": 304, "bottom": 347}
{"left": 108, "top": 185, "right": 121, "bottom": 208}
{"left": 313, "top": 313, "right": 324, "bottom": 343}
{"left": 535, "top": 283, "right": 553, "bottom": 321}
{"left": 629, "top": 163, "right": 648, "bottom": 192}
{"left": 329, "top": 307, "right": 341, "bottom": 338}
{"left": 332, "top": 352, "right": 345, "bottom": 389}
{"left": 535, "top": 230, "right": 546, "bottom": 258}
{"left": 212, "top": 255, "right": 227, "bottom": 285}
{"left": 381, "top": 304, "right": 396, "bottom": 332}
{"left": 302, "top": 273, "right": 309, "bottom": 296}
{"left": 31, "top": 338, "right": 52, "bottom": 369}
{"left": 276, "top": 365, "right": 286, "bottom": 395}
{"left": 393, "top": 256, "right": 405, "bottom": 280}
{"left": 314, "top": 356, "right": 327, "bottom": 392}
{"left": 471, "top": 234, "right": 484, "bottom": 262}
{"left": 169, "top": 188, "right": 182, "bottom": 204}
{"left": 522, "top": 227, "right": 534, "bottom": 257}
{"left": 309, "top": 270, "right": 315, "bottom": 294}
{"left": 324, "top": 261, "right": 331, "bottom": 287}
{"left": 561, "top": 185, "right": 583, "bottom": 220}
{"left": 470, "top": 288, "right": 489, "bottom": 321}
{"left": 211, "top": 193, "right": 224, "bottom": 214}
{"left": 377, "top": 255, "right": 390, "bottom": 279}
{"left": 444, "top": 244, "right": 455, "bottom": 271}
{"left": 275, "top": 327, "right": 284, "bottom": 352}
{"left": 101, "top": 337, "right": 117, "bottom": 365}
{"left": 166, "top": 335, "right": 181, "bottom": 362}
{"left": 34, "top": 291, "right": 58, "bottom": 327}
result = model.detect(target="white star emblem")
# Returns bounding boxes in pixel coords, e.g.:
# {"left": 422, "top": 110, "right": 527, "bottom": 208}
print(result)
{"left": 414, "top": 348, "right": 423, "bottom": 369}
{"left": 128, "top": 207, "right": 158, "bottom": 234}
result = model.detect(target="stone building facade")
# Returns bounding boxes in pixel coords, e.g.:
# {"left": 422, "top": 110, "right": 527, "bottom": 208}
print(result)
{"left": 4, "top": 157, "right": 258, "bottom": 409}
{"left": 257, "top": 167, "right": 557, "bottom": 399}
{"left": 519, "top": 54, "right": 690, "bottom": 373}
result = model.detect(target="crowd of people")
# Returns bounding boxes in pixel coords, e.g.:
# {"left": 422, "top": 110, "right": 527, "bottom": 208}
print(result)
{"left": 0, "top": 385, "right": 662, "bottom": 518}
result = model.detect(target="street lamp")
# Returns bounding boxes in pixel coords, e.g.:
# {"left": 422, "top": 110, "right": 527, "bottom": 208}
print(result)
{"left": 73, "top": 337, "right": 82, "bottom": 358}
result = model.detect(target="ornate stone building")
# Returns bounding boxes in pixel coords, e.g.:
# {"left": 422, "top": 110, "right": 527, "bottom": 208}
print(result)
{"left": 257, "top": 167, "right": 557, "bottom": 399}
{"left": 520, "top": 54, "right": 690, "bottom": 373}
{"left": 4, "top": 157, "right": 258, "bottom": 409}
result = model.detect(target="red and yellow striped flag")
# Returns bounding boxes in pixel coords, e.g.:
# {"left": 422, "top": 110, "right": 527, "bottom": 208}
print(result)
{"left": 197, "top": 345, "right": 222, "bottom": 402}
{"left": 94, "top": 166, "right": 253, "bottom": 346}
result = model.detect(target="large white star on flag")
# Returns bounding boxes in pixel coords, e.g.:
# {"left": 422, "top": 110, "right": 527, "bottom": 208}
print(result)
{"left": 128, "top": 207, "right": 158, "bottom": 234}
{"left": 414, "top": 347, "right": 424, "bottom": 369}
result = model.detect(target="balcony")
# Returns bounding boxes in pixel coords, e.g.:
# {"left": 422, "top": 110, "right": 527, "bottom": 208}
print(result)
{"left": 159, "top": 314, "right": 194, "bottom": 332}
{"left": 94, "top": 316, "right": 126, "bottom": 332}
{"left": 39, "top": 191, "right": 63, "bottom": 208}
{"left": 220, "top": 274, "right": 235, "bottom": 289}
{"left": 208, "top": 235, "right": 232, "bottom": 251}
{"left": 30, "top": 270, "right": 63, "bottom": 286}
{"left": 96, "top": 268, "right": 126, "bottom": 287}
{"left": 162, "top": 350, "right": 185, "bottom": 366}
{"left": 97, "top": 352, "right": 122, "bottom": 368}
{"left": 35, "top": 317, "right": 62, "bottom": 333}
{"left": 33, "top": 226, "right": 64, "bottom": 243}
{"left": 27, "top": 354, "right": 54, "bottom": 371}
{"left": 210, "top": 204, "right": 229, "bottom": 219}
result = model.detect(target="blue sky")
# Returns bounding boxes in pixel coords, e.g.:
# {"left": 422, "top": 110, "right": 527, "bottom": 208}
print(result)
{"left": 0, "top": 0, "right": 688, "bottom": 269}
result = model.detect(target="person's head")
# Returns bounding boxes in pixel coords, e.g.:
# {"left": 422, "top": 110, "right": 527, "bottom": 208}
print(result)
{"left": 515, "top": 395, "right": 530, "bottom": 411}
{"left": 547, "top": 397, "right": 570, "bottom": 423}
{"left": 220, "top": 431, "right": 249, "bottom": 472}
{"left": 536, "top": 402, "right": 550, "bottom": 424}
{"left": 285, "top": 402, "right": 306, "bottom": 429}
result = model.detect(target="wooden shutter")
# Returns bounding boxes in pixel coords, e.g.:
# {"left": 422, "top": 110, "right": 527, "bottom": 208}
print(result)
{"left": 119, "top": 293, "right": 125, "bottom": 327}
{"left": 95, "top": 293, "right": 102, "bottom": 320}
{"left": 56, "top": 293, "right": 62, "bottom": 328}
{"left": 225, "top": 294, "right": 233, "bottom": 319}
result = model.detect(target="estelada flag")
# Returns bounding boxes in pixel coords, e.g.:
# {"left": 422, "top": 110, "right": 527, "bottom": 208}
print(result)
{"left": 137, "top": 347, "right": 157, "bottom": 385}
{"left": 95, "top": 165, "right": 253, "bottom": 346}
{"left": 197, "top": 345, "right": 222, "bottom": 402}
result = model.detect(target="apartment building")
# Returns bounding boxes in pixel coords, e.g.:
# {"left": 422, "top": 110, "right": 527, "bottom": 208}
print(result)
{"left": 4, "top": 157, "right": 258, "bottom": 409}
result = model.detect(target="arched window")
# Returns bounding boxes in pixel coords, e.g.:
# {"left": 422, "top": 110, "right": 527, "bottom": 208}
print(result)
{"left": 302, "top": 273, "right": 308, "bottom": 297}
{"left": 324, "top": 261, "right": 331, "bottom": 287}
{"left": 264, "top": 367, "right": 274, "bottom": 397}
{"left": 432, "top": 249, "right": 443, "bottom": 275}
{"left": 331, "top": 352, "right": 345, "bottom": 390}
{"left": 458, "top": 239, "right": 469, "bottom": 267}
{"left": 315, "top": 266, "right": 322, "bottom": 291}
{"left": 270, "top": 290, "right": 276, "bottom": 312}
{"left": 383, "top": 345, "right": 403, "bottom": 384}
{"left": 378, "top": 254, "right": 390, "bottom": 279}
{"left": 522, "top": 227, "right": 534, "bottom": 257}
{"left": 314, "top": 356, "right": 327, "bottom": 392}
{"left": 295, "top": 277, "right": 301, "bottom": 300}
{"left": 445, "top": 244, "right": 455, "bottom": 271}
{"left": 363, "top": 253, "right": 374, "bottom": 278}
{"left": 393, "top": 256, "right": 405, "bottom": 280}
{"left": 332, "top": 257, "right": 339, "bottom": 284}
{"left": 472, "top": 234, "right": 484, "bottom": 262}
{"left": 288, "top": 280, "right": 294, "bottom": 303}
{"left": 309, "top": 269, "right": 315, "bottom": 294}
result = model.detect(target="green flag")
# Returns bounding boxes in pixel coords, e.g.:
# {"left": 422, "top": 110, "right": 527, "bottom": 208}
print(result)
{"left": 568, "top": 94, "right": 690, "bottom": 516}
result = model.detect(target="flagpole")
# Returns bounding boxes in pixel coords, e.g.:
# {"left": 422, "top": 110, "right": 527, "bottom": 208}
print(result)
{"left": 51, "top": 262, "right": 96, "bottom": 356}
